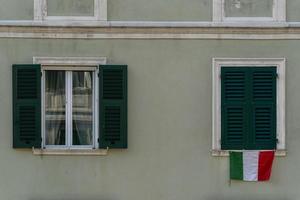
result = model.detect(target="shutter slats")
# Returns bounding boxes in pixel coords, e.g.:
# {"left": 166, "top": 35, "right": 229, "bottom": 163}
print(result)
{"left": 99, "top": 65, "right": 127, "bottom": 149}
{"left": 221, "top": 68, "right": 247, "bottom": 150}
{"left": 221, "top": 67, "right": 276, "bottom": 150}
{"left": 222, "top": 106, "right": 245, "bottom": 149}
{"left": 251, "top": 68, "right": 276, "bottom": 149}
{"left": 103, "top": 69, "right": 123, "bottom": 100}
{"left": 224, "top": 71, "right": 246, "bottom": 101}
{"left": 253, "top": 69, "right": 275, "bottom": 101}
{"left": 13, "top": 64, "right": 41, "bottom": 148}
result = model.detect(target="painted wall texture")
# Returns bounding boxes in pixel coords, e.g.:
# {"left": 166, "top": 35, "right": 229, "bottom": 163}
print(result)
{"left": 224, "top": 0, "right": 273, "bottom": 18}
{"left": 0, "top": 0, "right": 300, "bottom": 21}
{"left": 108, "top": 0, "right": 211, "bottom": 21}
{"left": 47, "top": 0, "right": 95, "bottom": 16}
{"left": 0, "top": 0, "right": 298, "bottom": 21}
{"left": 0, "top": 0, "right": 33, "bottom": 20}
{"left": 0, "top": 0, "right": 211, "bottom": 21}
{"left": 0, "top": 39, "right": 298, "bottom": 200}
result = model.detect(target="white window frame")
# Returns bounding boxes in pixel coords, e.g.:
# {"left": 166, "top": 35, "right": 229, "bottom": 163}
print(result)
{"left": 212, "top": 0, "right": 286, "bottom": 22}
{"left": 34, "top": 0, "right": 107, "bottom": 21}
{"left": 33, "top": 57, "right": 106, "bottom": 150}
{"left": 212, "top": 58, "right": 286, "bottom": 156}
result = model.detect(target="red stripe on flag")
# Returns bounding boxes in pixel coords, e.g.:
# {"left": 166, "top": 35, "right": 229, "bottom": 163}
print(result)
{"left": 258, "top": 151, "right": 275, "bottom": 181}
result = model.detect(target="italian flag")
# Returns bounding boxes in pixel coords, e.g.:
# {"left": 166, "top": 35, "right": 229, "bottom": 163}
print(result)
{"left": 230, "top": 151, "right": 275, "bottom": 181}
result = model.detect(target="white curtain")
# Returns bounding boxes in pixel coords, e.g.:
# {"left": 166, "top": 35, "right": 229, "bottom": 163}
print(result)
{"left": 45, "top": 71, "right": 66, "bottom": 145}
{"left": 72, "top": 71, "right": 93, "bottom": 145}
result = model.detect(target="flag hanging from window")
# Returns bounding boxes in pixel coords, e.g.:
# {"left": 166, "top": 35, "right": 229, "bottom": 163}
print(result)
{"left": 230, "top": 151, "right": 275, "bottom": 181}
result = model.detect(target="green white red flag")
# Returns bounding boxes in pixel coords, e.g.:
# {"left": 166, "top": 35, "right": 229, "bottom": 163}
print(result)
{"left": 230, "top": 151, "right": 275, "bottom": 181}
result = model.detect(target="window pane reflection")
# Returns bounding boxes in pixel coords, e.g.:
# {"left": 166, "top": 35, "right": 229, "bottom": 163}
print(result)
{"left": 45, "top": 71, "right": 66, "bottom": 145}
{"left": 225, "top": 0, "right": 273, "bottom": 18}
{"left": 72, "top": 71, "right": 93, "bottom": 145}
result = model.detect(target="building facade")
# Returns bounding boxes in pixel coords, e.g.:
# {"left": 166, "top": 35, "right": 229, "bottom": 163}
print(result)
{"left": 0, "top": 0, "right": 299, "bottom": 199}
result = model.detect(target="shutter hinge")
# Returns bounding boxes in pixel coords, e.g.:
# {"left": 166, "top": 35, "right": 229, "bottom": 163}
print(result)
{"left": 219, "top": 73, "right": 222, "bottom": 79}
{"left": 40, "top": 72, "right": 43, "bottom": 77}
{"left": 276, "top": 73, "right": 279, "bottom": 78}
{"left": 97, "top": 138, "right": 100, "bottom": 143}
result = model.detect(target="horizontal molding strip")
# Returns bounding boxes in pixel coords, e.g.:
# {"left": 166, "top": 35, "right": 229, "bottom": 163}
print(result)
{"left": 0, "top": 20, "right": 292, "bottom": 28}
{"left": 2, "top": 21, "right": 300, "bottom": 39}
{"left": 3, "top": 32, "right": 300, "bottom": 39}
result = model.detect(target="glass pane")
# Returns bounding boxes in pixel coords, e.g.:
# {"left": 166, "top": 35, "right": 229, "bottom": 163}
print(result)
{"left": 47, "top": 0, "right": 94, "bottom": 16}
{"left": 224, "top": 0, "right": 273, "bottom": 18}
{"left": 72, "top": 71, "right": 93, "bottom": 145}
{"left": 45, "top": 71, "right": 66, "bottom": 145}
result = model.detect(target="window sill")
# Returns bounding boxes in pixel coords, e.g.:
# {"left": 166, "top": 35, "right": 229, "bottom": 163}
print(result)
{"left": 32, "top": 148, "right": 108, "bottom": 156}
{"left": 211, "top": 149, "right": 287, "bottom": 157}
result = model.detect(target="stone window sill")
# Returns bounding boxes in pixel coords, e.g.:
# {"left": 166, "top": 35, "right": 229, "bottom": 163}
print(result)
{"left": 32, "top": 147, "right": 108, "bottom": 156}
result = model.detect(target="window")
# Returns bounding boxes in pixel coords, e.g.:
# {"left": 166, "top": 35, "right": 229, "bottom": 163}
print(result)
{"left": 212, "top": 58, "right": 286, "bottom": 156}
{"left": 34, "top": 0, "right": 107, "bottom": 21}
{"left": 43, "top": 69, "right": 96, "bottom": 149}
{"left": 213, "top": 0, "right": 286, "bottom": 22}
{"left": 12, "top": 57, "right": 128, "bottom": 152}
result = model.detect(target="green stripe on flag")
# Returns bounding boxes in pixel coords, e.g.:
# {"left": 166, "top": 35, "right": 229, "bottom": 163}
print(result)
{"left": 230, "top": 152, "right": 243, "bottom": 180}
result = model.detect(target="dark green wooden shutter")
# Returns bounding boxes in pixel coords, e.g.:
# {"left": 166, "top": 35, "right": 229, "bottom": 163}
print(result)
{"left": 99, "top": 65, "right": 127, "bottom": 149}
{"left": 221, "top": 67, "right": 247, "bottom": 150}
{"left": 221, "top": 67, "right": 277, "bottom": 150}
{"left": 250, "top": 67, "right": 276, "bottom": 149}
{"left": 13, "top": 64, "right": 41, "bottom": 148}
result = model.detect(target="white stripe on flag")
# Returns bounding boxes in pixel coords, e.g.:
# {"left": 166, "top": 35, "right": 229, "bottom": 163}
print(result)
{"left": 243, "top": 151, "right": 259, "bottom": 181}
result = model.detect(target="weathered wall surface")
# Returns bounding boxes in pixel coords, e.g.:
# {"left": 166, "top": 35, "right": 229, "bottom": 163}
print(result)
{"left": 224, "top": 0, "right": 273, "bottom": 18}
{"left": 0, "top": 39, "right": 298, "bottom": 200}
{"left": 0, "top": 0, "right": 298, "bottom": 22}
{"left": 108, "top": 0, "right": 211, "bottom": 21}
{"left": 0, "top": 0, "right": 33, "bottom": 20}
{"left": 287, "top": 0, "right": 300, "bottom": 21}
{"left": 47, "top": 0, "right": 95, "bottom": 16}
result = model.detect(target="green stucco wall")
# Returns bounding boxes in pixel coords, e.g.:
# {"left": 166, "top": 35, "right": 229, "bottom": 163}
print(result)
{"left": 224, "top": 0, "right": 273, "bottom": 18}
{"left": 0, "top": 39, "right": 299, "bottom": 200}
{"left": 0, "top": 0, "right": 33, "bottom": 20}
{"left": 47, "top": 0, "right": 94, "bottom": 16}
{"left": 0, "top": 0, "right": 299, "bottom": 22}
{"left": 287, "top": 0, "right": 300, "bottom": 21}
{"left": 108, "top": 0, "right": 211, "bottom": 21}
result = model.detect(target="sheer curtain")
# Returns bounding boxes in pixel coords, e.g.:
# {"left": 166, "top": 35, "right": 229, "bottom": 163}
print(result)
{"left": 45, "top": 71, "right": 66, "bottom": 145}
{"left": 72, "top": 71, "right": 93, "bottom": 145}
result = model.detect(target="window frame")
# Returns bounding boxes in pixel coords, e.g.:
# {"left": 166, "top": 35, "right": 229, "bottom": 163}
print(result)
{"left": 33, "top": 57, "right": 106, "bottom": 150}
{"left": 43, "top": 69, "right": 96, "bottom": 149}
{"left": 34, "top": 0, "right": 107, "bottom": 21}
{"left": 212, "top": 58, "right": 286, "bottom": 156}
{"left": 212, "top": 0, "right": 286, "bottom": 22}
